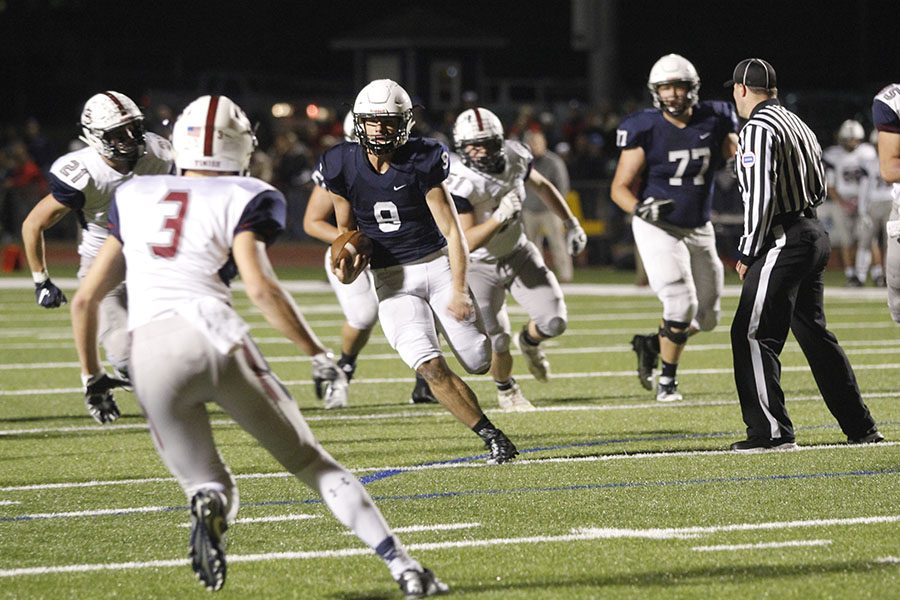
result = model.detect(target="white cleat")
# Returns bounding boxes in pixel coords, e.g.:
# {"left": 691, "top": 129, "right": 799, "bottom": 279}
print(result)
{"left": 656, "top": 379, "right": 683, "bottom": 402}
{"left": 517, "top": 329, "right": 550, "bottom": 382}
{"left": 323, "top": 380, "right": 349, "bottom": 409}
{"left": 497, "top": 381, "right": 536, "bottom": 412}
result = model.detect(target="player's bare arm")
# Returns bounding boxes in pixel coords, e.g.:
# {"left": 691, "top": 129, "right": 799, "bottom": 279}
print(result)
{"left": 71, "top": 235, "right": 126, "bottom": 377}
{"left": 527, "top": 169, "right": 576, "bottom": 222}
{"left": 302, "top": 185, "right": 341, "bottom": 244}
{"left": 426, "top": 182, "right": 473, "bottom": 321}
{"left": 878, "top": 131, "right": 900, "bottom": 183}
{"left": 457, "top": 206, "right": 502, "bottom": 251}
{"left": 722, "top": 132, "right": 739, "bottom": 161}
{"left": 233, "top": 230, "right": 328, "bottom": 357}
{"left": 21, "top": 194, "right": 71, "bottom": 274}
{"left": 610, "top": 146, "right": 647, "bottom": 213}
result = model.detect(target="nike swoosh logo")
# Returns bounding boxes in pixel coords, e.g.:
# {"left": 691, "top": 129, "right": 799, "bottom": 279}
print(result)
{"left": 38, "top": 289, "right": 50, "bottom": 304}
{"left": 699, "top": 133, "right": 711, "bottom": 139}
{"left": 393, "top": 184, "right": 407, "bottom": 191}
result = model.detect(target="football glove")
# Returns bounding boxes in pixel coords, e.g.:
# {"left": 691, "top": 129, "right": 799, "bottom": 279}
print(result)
{"left": 491, "top": 190, "right": 523, "bottom": 225}
{"left": 83, "top": 372, "right": 127, "bottom": 424}
{"left": 564, "top": 218, "right": 587, "bottom": 256}
{"left": 35, "top": 279, "right": 67, "bottom": 308}
{"left": 634, "top": 197, "right": 675, "bottom": 223}
{"left": 311, "top": 352, "right": 349, "bottom": 409}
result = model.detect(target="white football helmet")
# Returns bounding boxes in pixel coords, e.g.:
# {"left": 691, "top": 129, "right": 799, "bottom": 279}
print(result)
{"left": 452, "top": 107, "right": 507, "bottom": 174}
{"left": 171, "top": 95, "right": 256, "bottom": 174}
{"left": 79, "top": 91, "right": 146, "bottom": 167}
{"left": 837, "top": 119, "right": 865, "bottom": 144}
{"left": 647, "top": 54, "right": 701, "bottom": 116}
{"left": 353, "top": 79, "right": 414, "bottom": 155}
{"left": 343, "top": 110, "right": 358, "bottom": 143}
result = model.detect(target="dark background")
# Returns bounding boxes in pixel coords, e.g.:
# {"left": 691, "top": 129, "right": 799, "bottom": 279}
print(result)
{"left": 3, "top": 0, "right": 897, "bottom": 131}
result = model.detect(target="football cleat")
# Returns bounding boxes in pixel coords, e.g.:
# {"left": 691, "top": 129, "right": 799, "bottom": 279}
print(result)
{"left": 730, "top": 438, "right": 798, "bottom": 453}
{"left": 656, "top": 378, "right": 682, "bottom": 402}
{"left": 189, "top": 490, "right": 228, "bottom": 591}
{"left": 323, "top": 378, "right": 349, "bottom": 410}
{"left": 848, "top": 429, "right": 885, "bottom": 444}
{"left": 410, "top": 377, "right": 438, "bottom": 404}
{"left": 497, "top": 380, "right": 536, "bottom": 412}
{"left": 517, "top": 328, "right": 549, "bottom": 382}
{"left": 483, "top": 429, "right": 519, "bottom": 465}
{"left": 631, "top": 333, "right": 658, "bottom": 391}
{"left": 112, "top": 365, "right": 133, "bottom": 392}
{"left": 396, "top": 567, "right": 450, "bottom": 599}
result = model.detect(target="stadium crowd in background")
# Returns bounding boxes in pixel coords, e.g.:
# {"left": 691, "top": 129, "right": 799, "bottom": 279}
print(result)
{"left": 0, "top": 87, "right": 889, "bottom": 286}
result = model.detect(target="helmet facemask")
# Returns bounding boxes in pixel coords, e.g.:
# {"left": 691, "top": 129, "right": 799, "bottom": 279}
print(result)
{"left": 457, "top": 136, "right": 506, "bottom": 174}
{"left": 650, "top": 81, "right": 699, "bottom": 117}
{"left": 354, "top": 113, "right": 411, "bottom": 156}
{"left": 95, "top": 119, "right": 146, "bottom": 168}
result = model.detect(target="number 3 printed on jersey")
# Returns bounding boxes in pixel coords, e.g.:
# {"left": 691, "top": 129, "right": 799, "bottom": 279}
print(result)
{"left": 150, "top": 191, "right": 189, "bottom": 258}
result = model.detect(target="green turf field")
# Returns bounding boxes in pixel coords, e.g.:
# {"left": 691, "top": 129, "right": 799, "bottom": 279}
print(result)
{"left": 0, "top": 272, "right": 897, "bottom": 599}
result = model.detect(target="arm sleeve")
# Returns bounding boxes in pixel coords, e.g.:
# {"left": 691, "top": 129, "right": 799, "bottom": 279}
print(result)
{"left": 235, "top": 190, "right": 287, "bottom": 245}
{"left": 48, "top": 173, "right": 87, "bottom": 210}
{"left": 872, "top": 98, "right": 900, "bottom": 133}
{"left": 736, "top": 123, "right": 777, "bottom": 263}
{"left": 424, "top": 143, "right": 451, "bottom": 189}
{"left": 451, "top": 193, "right": 473, "bottom": 214}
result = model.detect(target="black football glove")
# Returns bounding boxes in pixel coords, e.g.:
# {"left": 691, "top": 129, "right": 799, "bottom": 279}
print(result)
{"left": 634, "top": 197, "right": 675, "bottom": 223}
{"left": 84, "top": 373, "right": 128, "bottom": 424}
{"left": 35, "top": 279, "right": 67, "bottom": 308}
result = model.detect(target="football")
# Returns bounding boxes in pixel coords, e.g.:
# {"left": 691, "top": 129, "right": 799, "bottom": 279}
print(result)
{"left": 330, "top": 230, "right": 373, "bottom": 271}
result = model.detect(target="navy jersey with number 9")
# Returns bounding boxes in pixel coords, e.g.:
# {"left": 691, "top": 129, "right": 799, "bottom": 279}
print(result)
{"left": 616, "top": 100, "right": 738, "bottom": 227}
{"left": 314, "top": 137, "right": 450, "bottom": 268}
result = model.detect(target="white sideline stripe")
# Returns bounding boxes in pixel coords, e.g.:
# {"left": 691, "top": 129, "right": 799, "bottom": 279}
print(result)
{"left": 2, "top": 440, "right": 897, "bottom": 494}
{"left": 15, "top": 506, "right": 177, "bottom": 520}
{"left": 0, "top": 500, "right": 20, "bottom": 505}
{"left": 877, "top": 556, "right": 900, "bottom": 564}
{"left": 574, "top": 515, "right": 900, "bottom": 539}
{"left": 692, "top": 540, "right": 832, "bottom": 552}
{"left": 3, "top": 364, "right": 899, "bottom": 397}
{"left": 5, "top": 340, "right": 900, "bottom": 370}
{"left": 2, "top": 392, "right": 898, "bottom": 440}
{"left": 177, "top": 513, "right": 321, "bottom": 528}
{"left": 0, "top": 514, "right": 894, "bottom": 578}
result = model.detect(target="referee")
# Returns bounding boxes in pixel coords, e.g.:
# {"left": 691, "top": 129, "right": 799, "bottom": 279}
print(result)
{"left": 726, "top": 58, "right": 883, "bottom": 452}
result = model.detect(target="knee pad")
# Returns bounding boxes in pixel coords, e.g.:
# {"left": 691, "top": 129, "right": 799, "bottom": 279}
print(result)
{"left": 660, "top": 320, "right": 690, "bottom": 345}
{"left": 492, "top": 331, "right": 511, "bottom": 354}
{"left": 537, "top": 316, "right": 567, "bottom": 338}
{"left": 658, "top": 280, "right": 698, "bottom": 324}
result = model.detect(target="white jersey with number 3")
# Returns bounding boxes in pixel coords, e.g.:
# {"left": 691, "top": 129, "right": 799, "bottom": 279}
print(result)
{"left": 109, "top": 175, "right": 286, "bottom": 334}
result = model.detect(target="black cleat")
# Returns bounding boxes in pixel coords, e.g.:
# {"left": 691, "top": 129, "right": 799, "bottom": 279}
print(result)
{"left": 848, "top": 429, "right": 885, "bottom": 444}
{"left": 729, "top": 437, "right": 797, "bottom": 453}
{"left": 846, "top": 275, "right": 864, "bottom": 288}
{"left": 189, "top": 490, "right": 228, "bottom": 591}
{"left": 631, "top": 334, "right": 658, "bottom": 391}
{"left": 396, "top": 567, "right": 450, "bottom": 599}
{"left": 410, "top": 378, "right": 438, "bottom": 404}
{"left": 483, "top": 429, "right": 519, "bottom": 464}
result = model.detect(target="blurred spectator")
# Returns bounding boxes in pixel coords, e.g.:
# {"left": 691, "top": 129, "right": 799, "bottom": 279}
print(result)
{"left": 249, "top": 149, "right": 274, "bottom": 183}
{"left": 2, "top": 142, "right": 47, "bottom": 242}
{"left": 268, "top": 130, "right": 314, "bottom": 239}
{"left": 521, "top": 128, "right": 574, "bottom": 282}
{"left": 23, "top": 118, "right": 55, "bottom": 178}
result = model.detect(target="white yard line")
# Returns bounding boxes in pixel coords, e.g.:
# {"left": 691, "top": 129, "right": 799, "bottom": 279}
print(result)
{"left": 691, "top": 539, "right": 832, "bottom": 551}
{"left": 344, "top": 522, "right": 481, "bottom": 535}
{"left": 0, "top": 514, "right": 894, "bottom": 578}
{"left": 178, "top": 513, "right": 321, "bottom": 527}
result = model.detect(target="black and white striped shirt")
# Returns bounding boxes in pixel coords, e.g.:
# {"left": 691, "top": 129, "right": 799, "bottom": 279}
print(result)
{"left": 735, "top": 99, "right": 826, "bottom": 261}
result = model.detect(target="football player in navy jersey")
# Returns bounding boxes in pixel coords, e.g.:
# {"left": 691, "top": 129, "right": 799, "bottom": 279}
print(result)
{"left": 611, "top": 54, "right": 739, "bottom": 402}
{"left": 314, "top": 79, "right": 518, "bottom": 464}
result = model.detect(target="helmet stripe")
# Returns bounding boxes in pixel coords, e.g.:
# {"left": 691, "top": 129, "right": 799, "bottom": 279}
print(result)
{"left": 473, "top": 108, "right": 485, "bottom": 131}
{"left": 204, "top": 95, "right": 220, "bottom": 156}
{"left": 102, "top": 91, "right": 127, "bottom": 116}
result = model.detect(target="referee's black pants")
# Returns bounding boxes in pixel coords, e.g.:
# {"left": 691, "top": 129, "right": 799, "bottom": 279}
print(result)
{"left": 730, "top": 216, "right": 877, "bottom": 441}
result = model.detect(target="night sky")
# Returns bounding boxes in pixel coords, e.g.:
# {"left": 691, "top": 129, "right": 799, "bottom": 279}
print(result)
{"left": 3, "top": 0, "right": 898, "bottom": 133}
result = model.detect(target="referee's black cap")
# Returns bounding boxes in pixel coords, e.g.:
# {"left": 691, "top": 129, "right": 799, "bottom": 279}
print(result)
{"left": 724, "top": 58, "right": 777, "bottom": 89}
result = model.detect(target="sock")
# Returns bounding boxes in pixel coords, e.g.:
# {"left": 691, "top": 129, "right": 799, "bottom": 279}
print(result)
{"left": 521, "top": 327, "right": 541, "bottom": 347}
{"left": 495, "top": 378, "right": 514, "bottom": 391}
{"left": 661, "top": 360, "right": 677, "bottom": 379}
{"left": 338, "top": 353, "right": 357, "bottom": 380}
{"left": 472, "top": 415, "right": 500, "bottom": 441}
{"left": 872, "top": 265, "right": 884, "bottom": 279}
{"left": 376, "top": 536, "right": 421, "bottom": 579}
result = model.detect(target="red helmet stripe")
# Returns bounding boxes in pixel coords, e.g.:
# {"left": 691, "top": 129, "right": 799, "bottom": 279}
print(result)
{"left": 204, "top": 96, "right": 220, "bottom": 156}
{"left": 102, "top": 91, "right": 127, "bottom": 116}
{"left": 473, "top": 108, "right": 485, "bottom": 132}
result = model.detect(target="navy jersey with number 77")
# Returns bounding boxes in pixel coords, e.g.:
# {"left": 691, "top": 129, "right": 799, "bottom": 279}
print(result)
{"left": 313, "top": 137, "right": 451, "bottom": 268}
{"left": 616, "top": 100, "right": 738, "bottom": 228}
